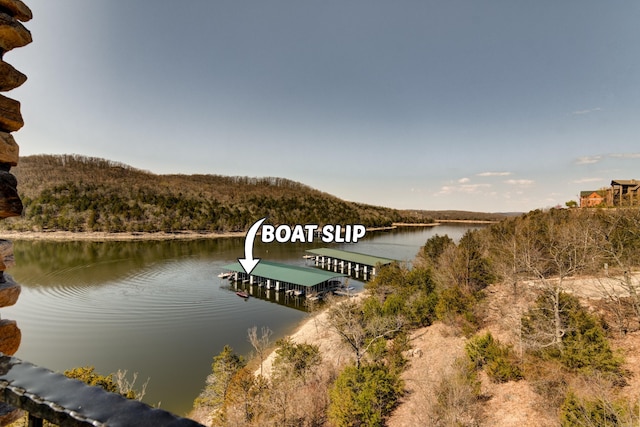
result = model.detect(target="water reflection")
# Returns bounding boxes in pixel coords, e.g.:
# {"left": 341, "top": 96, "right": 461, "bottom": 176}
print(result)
{"left": 11, "top": 238, "right": 244, "bottom": 287}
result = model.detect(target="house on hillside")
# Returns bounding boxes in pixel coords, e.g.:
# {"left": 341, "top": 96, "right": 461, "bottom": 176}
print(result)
{"left": 580, "top": 190, "right": 607, "bottom": 208}
{"left": 577, "top": 179, "right": 640, "bottom": 208}
{"left": 610, "top": 179, "right": 640, "bottom": 206}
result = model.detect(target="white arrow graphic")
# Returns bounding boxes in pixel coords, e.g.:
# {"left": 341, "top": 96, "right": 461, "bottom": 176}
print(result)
{"left": 238, "top": 217, "right": 267, "bottom": 275}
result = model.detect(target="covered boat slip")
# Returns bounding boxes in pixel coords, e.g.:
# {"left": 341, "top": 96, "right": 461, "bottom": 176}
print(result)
{"left": 222, "top": 260, "right": 347, "bottom": 298}
{"left": 305, "top": 248, "right": 396, "bottom": 279}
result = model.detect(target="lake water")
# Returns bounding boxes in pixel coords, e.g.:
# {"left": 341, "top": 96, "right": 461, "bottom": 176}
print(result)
{"left": 1, "top": 224, "right": 480, "bottom": 416}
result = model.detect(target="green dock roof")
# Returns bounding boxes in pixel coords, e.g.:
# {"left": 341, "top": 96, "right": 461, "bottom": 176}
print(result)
{"left": 223, "top": 260, "right": 346, "bottom": 287}
{"left": 305, "top": 248, "right": 396, "bottom": 266}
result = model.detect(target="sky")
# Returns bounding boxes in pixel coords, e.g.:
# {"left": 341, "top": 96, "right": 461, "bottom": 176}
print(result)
{"left": 7, "top": 1, "right": 640, "bottom": 212}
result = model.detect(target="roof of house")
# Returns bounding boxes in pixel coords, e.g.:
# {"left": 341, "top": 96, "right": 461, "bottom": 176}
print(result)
{"left": 611, "top": 179, "right": 640, "bottom": 187}
{"left": 223, "top": 260, "right": 345, "bottom": 287}
{"left": 305, "top": 248, "right": 396, "bottom": 266}
{"left": 580, "top": 190, "right": 607, "bottom": 197}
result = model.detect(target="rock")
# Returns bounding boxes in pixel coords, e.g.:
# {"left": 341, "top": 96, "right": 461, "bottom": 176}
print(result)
{"left": 0, "top": 403, "right": 23, "bottom": 426}
{"left": 0, "top": 318, "right": 21, "bottom": 354}
{"left": 404, "top": 347, "right": 423, "bottom": 358}
{"left": 0, "top": 12, "right": 32, "bottom": 53}
{"left": 0, "top": 255, "right": 15, "bottom": 270}
{"left": 0, "top": 275, "right": 19, "bottom": 306}
{"left": 0, "top": 0, "right": 32, "bottom": 22}
{"left": 0, "top": 171, "right": 21, "bottom": 217}
{"left": 0, "top": 239, "right": 13, "bottom": 270}
{"left": 0, "top": 93, "right": 22, "bottom": 132}
{"left": 0, "top": 59, "right": 26, "bottom": 91}
{"left": 0, "top": 131, "right": 18, "bottom": 165}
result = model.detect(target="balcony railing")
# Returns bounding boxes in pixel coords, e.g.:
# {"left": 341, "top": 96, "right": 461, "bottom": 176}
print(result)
{"left": 0, "top": 354, "right": 204, "bottom": 427}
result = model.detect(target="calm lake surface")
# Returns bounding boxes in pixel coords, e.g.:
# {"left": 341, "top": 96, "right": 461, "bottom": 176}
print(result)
{"left": 1, "top": 224, "right": 481, "bottom": 416}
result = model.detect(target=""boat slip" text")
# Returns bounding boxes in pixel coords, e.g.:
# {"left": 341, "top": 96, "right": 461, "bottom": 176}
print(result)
{"left": 261, "top": 224, "right": 366, "bottom": 243}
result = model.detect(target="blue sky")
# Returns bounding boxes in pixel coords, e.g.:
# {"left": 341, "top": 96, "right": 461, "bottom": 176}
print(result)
{"left": 8, "top": 1, "right": 640, "bottom": 212}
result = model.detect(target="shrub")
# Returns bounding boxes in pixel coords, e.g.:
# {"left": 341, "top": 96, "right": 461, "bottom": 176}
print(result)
{"left": 272, "top": 338, "right": 321, "bottom": 383}
{"left": 435, "top": 286, "right": 480, "bottom": 335}
{"left": 559, "top": 390, "right": 636, "bottom": 426}
{"left": 465, "top": 332, "right": 523, "bottom": 383}
{"left": 63, "top": 366, "right": 147, "bottom": 400}
{"left": 64, "top": 366, "right": 119, "bottom": 394}
{"left": 429, "top": 357, "right": 482, "bottom": 425}
{"left": 328, "top": 363, "right": 403, "bottom": 427}
{"left": 522, "top": 293, "right": 623, "bottom": 375}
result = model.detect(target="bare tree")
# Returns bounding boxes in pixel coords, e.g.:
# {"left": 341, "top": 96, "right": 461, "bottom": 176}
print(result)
{"left": 248, "top": 325, "right": 273, "bottom": 376}
{"left": 304, "top": 296, "right": 322, "bottom": 335}
{"left": 327, "top": 298, "right": 403, "bottom": 368}
{"left": 594, "top": 209, "right": 640, "bottom": 322}
{"left": 114, "top": 369, "right": 150, "bottom": 401}
{"left": 517, "top": 210, "right": 603, "bottom": 351}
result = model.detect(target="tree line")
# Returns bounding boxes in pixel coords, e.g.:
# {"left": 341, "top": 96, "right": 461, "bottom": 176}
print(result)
{"left": 5, "top": 155, "right": 435, "bottom": 233}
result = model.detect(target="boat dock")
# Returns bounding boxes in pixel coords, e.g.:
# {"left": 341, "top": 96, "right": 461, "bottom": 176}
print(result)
{"left": 222, "top": 260, "right": 347, "bottom": 299}
{"left": 304, "top": 248, "right": 396, "bottom": 280}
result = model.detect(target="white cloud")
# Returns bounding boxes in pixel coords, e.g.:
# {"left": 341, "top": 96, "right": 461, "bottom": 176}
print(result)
{"left": 505, "top": 179, "right": 534, "bottom": 186}
{"left": 572, "top": 107, "right": 602, "bottom": 115}
{"left": 460, "top": 184, "right": 491, "bottom": 193}
{"left": 609, "top": 153, "right": 640, "bottom": 159}
{"left": 436, "top": 186, "right": 454, "bottom": 195}
{"left": 476, "top": 171, "right": 512, "bottom": 177}
{"left": 458, "top": 177, "right": 470, "bottom": 183}
{"left": 572, "top": 177, "right": 603, "bottom": 184}
{"left": 575, "top": 153, "right": 640, "bottom": 166}
{"left": 576, "top": 155, "right": 602, "bottom": 165}
{"left": 436, "top": 183, "right": 492, "bottom": 196}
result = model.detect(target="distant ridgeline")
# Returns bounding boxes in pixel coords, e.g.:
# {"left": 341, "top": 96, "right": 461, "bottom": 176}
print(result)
{"left": 5, "top": 154, "right": 436, "bottom": 233}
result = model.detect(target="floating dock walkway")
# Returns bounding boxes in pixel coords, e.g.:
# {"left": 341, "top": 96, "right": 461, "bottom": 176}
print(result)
{"left": 305, "top": 248, "right": 396, "bottom": 280}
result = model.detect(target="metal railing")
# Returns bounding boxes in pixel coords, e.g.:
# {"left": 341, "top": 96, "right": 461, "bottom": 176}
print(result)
{"left": 0, "top": 354, "right": 204, "bottom": 427}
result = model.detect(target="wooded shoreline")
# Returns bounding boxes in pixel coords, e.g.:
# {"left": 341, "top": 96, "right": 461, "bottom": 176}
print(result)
{"left": 0, "top": 230, "right": 247, "bottom": 241}
{"left": 0, "top": 221, "right": 499, "bottom": 242}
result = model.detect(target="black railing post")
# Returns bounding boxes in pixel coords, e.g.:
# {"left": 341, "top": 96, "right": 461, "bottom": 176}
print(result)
{"left": 27, "top": 413, "right": 43, "bottom": 427}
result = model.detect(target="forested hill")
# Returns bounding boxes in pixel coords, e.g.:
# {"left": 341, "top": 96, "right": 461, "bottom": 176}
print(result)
{"left": 4, "top": 154, "right": 437, "bottom": 233}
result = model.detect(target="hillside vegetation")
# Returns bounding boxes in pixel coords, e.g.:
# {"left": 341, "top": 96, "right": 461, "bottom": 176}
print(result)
{"left": 192, "top": 207, "right": 640, "bottom": 426}
{"left": 4, "top": 154, "right": 444, "bottom": 233}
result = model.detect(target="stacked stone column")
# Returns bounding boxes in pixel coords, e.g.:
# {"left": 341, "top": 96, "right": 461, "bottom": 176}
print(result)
{"left": 0, "top": 0, "right": 30, "bottom": 297}
{"left": 0, "top": 0, "right": 30, "bottom": 277}
{"left": 0, "top": 1, "right": 30, "bottom": 424}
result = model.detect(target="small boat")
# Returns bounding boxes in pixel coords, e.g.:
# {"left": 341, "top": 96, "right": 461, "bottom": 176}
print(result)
{"left": 217, "top": 271, "right": 233, "bottom": 279}
{"left": 236, "top": 291, "right": 249, "bottom": 299}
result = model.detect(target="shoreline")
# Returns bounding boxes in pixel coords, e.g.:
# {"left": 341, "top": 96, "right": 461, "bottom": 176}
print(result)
{"left": 391, "top": 222, "right": 440, "bottom": 227}
{"left": 433, "top": 219, "right": 500, "bottom": 224}
{"left": 0, "top": 230, "right": 247, "bottom": 241}
{"left": 258, "top": 292, "right": 367, "bottom": 378}
{"left": 0, "top": 224, "right": 435, "bottom": 242}
{"left": 189, "top": 295, "right": 361, "bottom": 425}
{"left": 0, "top": 219, "right": 494, "bottom": 242}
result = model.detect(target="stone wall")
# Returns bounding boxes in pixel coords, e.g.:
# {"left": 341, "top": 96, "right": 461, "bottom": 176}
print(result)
{"left": 0, "top": 0, "right": 30, "bottom": 315}
{"left": 0, "top": 1, "right": 30, "bottom": 424}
